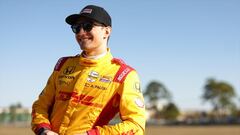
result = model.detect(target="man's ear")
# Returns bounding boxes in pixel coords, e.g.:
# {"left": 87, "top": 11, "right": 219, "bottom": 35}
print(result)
{"left": 104, "top": 26, "right": 112, "bottom": 39}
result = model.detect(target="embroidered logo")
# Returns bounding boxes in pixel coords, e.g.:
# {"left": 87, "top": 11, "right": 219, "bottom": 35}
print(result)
{"left": 99, "top": 76, "right": 112, "bottom": 83}
{"left": 87, "top": 71, "right": 99, "bottom": 82}
{"left": 117, "top": 67, "right": 131, "bottom": 82}
{"left": 134, "top": 82, "right": 141, "bottom": 93}
{"left": 63, "top": 66, "right": 75, "bottom": 75}
{"left": 81, "top": 8, "right": 92, "bottom": 14}
{"left": 134, "top": 98, "right": 145, "bottom": 108}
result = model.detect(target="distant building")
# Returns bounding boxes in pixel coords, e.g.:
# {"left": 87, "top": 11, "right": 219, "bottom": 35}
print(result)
{"left": 0, "top": 107, "right": 31, "bottom": 125}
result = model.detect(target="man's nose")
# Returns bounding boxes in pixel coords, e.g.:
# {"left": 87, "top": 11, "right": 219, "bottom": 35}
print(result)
{"left": 77, "top": 27, "right": 86, "bottom": 35}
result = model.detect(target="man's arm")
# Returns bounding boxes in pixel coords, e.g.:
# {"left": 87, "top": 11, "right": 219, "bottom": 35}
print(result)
{"left": 87, "top": 71, "right": 146, "bottom": 135}
{"left": 31, "top": 72, "right": 57, "bottom": 134}
{"left": 31, "top": 57, "right": 69, "bottom": 134}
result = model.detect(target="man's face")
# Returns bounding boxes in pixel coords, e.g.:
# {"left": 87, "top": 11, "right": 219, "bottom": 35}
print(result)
{"left": 73, "top": 18, "right": 111, "bottom": 54}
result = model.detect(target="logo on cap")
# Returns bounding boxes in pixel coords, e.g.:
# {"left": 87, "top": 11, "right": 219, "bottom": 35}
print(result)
{"left": 81, "top": 8, "right": 92, "bottom": 14}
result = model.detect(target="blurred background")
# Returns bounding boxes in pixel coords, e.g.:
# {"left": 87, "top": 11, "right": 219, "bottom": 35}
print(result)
{"left": 0, "top": 0, "right": 239, "bottom": 135}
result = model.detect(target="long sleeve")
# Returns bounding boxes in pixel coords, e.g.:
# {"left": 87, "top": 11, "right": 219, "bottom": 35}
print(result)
{"left": 31, "top": 71, "right": 57, "bottom": 134}
{"left": 88, "top": 71, "right": 146, "bottom": 135}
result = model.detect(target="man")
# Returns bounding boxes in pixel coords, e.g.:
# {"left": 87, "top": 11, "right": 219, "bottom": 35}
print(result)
{"left": 31, "top": 5, "right": 146, "bottom": 135}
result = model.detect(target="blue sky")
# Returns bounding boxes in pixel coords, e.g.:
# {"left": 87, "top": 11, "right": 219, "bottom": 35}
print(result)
{"left": 0, "top": 0, "right": 239, "bottom": 111}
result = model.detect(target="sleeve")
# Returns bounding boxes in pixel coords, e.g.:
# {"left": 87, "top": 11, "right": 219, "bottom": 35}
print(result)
{"left": 31, "top": 57, "right": 68, "bottom": 134}
{"left": 88, "top": 71, "right": 146, "bottom": 135}
{"left": 31, "top": 71, "right": 57, "bottom": 134}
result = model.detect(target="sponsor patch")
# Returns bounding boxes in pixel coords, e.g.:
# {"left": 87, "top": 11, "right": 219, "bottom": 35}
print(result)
{"left": 81, "top": 8, "right": 92, "bottom": 14}
{"left": 58, "top": 75, "right": 75, "bottom": 80}
{"left": 57, "top": 91, "right": 103, "bottom": 108}
{"left": 58, "top": 80, "right": 70, "bottom": 86}
{"left": 63, "top": 66, "right": 76, "bottom": 75}
{"left": 87, "top": 77, "right": 96, "bottom": 82}
{"left": 87, "top": 71, "right": 99, "bottom": 82}
{"left": 89, "top": 71, "right": 99, "bottom": 78}
{"left": 85, "top": 83, "right": 107, "bottom": 90}
{"left": 134, "top": 98, "right": 144, "bottom": 108}
{"left": 99, "top": 76, "right": 112, "bottom": 83}
{"left": 134, "top": 82, "right": 141, "bottom": 93}
{"left": 117, "top": 67, "right": 131, "bottom": 82}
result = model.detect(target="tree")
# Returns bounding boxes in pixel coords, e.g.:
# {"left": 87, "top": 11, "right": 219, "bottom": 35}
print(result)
{"left": 144, "top": 81, "right": 171, "bottom": 109}
{"left": 158, "top": 102, "right": 180, "bottom": 120}
{"left": 202, "top": 78, "right": 236, "bottom": 116}
{"left": 144, "top": 81, "right": 176, "bottom": 120}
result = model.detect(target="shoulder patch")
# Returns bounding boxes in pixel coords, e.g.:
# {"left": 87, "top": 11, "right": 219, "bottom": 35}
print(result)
{"left": 112, "top": 58, "right": 135, "bottom": 83}
{"left": 54, "top": 57, "right": 70, "bottom": 71}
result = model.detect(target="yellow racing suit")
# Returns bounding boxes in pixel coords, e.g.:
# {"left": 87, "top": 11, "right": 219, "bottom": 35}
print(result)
{"left": 31, "top": 50, "right": 146, "bottom": 135}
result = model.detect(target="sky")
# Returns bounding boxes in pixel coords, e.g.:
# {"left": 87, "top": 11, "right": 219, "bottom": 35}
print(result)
{"left": 0, "top": 0, "right": 239, "bottom": 111}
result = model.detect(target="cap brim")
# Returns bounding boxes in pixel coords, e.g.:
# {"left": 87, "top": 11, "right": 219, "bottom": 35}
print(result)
{"left": 66, "top": 14, "right": 96, "bottom": 25}
{"left": 65, "top": 14, "right": 102, "bottom": 25}
{"left": 65, "top": 14, "right": 82, "bottom": 25}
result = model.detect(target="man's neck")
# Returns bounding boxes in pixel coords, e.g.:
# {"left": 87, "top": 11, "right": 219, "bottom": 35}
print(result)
{"left": 82, "top": 50, "right": 107, "bottom": 59}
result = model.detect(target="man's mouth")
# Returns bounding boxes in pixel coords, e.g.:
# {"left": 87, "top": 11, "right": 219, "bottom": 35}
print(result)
{"left": 79, "top": 37, "right": 92, "bottom": 42}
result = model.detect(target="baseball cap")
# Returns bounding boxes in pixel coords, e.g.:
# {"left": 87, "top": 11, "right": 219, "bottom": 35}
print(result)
{"left": 65, "top": 5, "right": 111, "bottom": 27}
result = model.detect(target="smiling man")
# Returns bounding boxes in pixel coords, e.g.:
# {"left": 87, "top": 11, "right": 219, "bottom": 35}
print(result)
{"left": 31, "top": 5, "right": 146, "bottom": 135}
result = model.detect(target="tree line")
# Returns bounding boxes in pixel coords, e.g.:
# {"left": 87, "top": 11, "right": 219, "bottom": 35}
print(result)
{"left": 144, "top": 78, "right": 240, "bottom": 124}
{"left": 0, "top": 103, "right": 31, "bottom": 124}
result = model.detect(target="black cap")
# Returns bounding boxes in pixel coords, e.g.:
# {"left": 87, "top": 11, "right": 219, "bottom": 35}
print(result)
{"left": 65, "top": 5, "right": 111, "bottom": 27}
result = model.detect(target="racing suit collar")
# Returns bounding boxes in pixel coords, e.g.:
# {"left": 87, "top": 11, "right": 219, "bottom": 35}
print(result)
{"left": 79, "top": 48, "right": 113, "bottom": 67}
{"left": 82, "top": 50, "right": 107, "bottom": 59}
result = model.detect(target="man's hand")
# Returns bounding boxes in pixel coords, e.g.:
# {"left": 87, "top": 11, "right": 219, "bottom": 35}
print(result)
{"left": 42, "top": 129, "right": 59, "bottom": 135}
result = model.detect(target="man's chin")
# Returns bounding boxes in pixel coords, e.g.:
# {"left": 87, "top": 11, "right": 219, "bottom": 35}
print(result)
{"left": 80, "top": 46, "right": 92, "bottom": 52}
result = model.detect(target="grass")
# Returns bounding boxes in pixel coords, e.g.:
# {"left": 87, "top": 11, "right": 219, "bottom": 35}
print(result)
{"left": 0, "top": 125, "right": 239, "bottom": 135}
